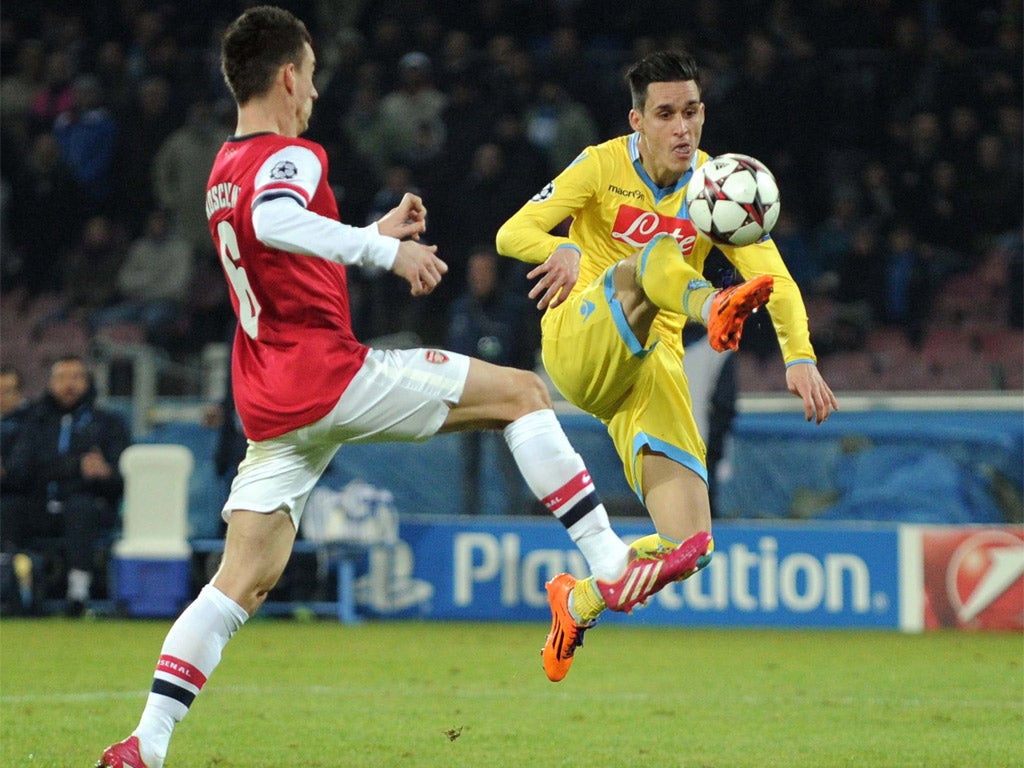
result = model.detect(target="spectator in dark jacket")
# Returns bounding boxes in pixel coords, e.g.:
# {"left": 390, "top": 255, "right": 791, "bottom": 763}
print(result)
{"left": 0, "top": 364, "right": 34, "bottom": 613}
{"left": 2, "top": 355, "right": 130, "bottom": 615}
{"left": 0, "top": 363, "right": 32, "bottom": 531}
{"left": 0, "top": 364, "right": 30, "bottom": 461}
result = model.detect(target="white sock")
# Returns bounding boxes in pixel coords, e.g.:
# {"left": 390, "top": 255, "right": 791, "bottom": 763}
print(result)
{"left": 133, "top": 584, "right": 248, "bottom": 767}
{"left": 503, "top": 409, "right": 629, "bottom": 581}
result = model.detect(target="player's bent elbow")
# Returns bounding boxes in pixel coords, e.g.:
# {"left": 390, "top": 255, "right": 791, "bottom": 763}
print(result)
{"left": 494, "top": 222, "right": 517, "bottom": 259}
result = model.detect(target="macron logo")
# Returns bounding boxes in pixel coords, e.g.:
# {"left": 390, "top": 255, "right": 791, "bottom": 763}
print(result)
{"left": 580, "top": 300, "right": 595, "bottom": 321}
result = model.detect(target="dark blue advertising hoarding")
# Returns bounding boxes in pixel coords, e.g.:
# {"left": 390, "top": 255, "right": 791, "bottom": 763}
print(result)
{"left": 354, "top": 517, "right": 903, "bottom": 629}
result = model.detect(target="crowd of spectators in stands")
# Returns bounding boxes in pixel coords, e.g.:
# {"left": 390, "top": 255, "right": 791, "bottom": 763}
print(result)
{"left": 0, "top": 0, "right": 1020, "bottom": 392}
{"left": 0, "top": 0, "right": 1019, "bottom": 616}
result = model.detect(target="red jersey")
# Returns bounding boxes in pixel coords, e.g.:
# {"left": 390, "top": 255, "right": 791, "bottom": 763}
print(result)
{"left": 206, "top": 133, "right": 368, "bottom": 440}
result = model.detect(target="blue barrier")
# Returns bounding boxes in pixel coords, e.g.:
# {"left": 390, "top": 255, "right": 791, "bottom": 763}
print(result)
{"left": 721, "top": 409, "right": 1023, "bottom": 523}
{"left": 140, "top": 407, "right": 1022, "bottom": 538}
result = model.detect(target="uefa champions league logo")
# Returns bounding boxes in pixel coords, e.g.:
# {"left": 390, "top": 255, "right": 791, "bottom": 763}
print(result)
{"left": 269, "top": 160, "right": 298, "bottom": 180}
{"left": 530, "top": 181, "right": 554, "bottom": 203}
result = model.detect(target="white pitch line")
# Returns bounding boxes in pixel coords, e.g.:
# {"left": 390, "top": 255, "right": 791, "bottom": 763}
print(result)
{"left": 2, "top": 685, "right": 1021, "bottom": 711}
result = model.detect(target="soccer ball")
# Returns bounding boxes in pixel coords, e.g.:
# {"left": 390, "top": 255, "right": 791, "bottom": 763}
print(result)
{"left": 685, "top": 153, "right": 781, "bottom": 246}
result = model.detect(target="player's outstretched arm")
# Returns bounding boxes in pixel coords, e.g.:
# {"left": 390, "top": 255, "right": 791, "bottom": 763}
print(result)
{"left": 377, "top": 192, "right": 427, "bottom": 241}
{"left": 392, "top": 240, "right": 447, "bottom": 296}
{"left": 785, "top": 362, "right": 838, "bottom": 425}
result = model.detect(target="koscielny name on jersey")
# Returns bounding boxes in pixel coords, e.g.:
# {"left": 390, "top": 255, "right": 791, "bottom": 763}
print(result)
{"left": 205, "top": 182, "right": 241, "bottom": 219}
{"left": 452, "top": 533, "right": 886, "bottom": 614}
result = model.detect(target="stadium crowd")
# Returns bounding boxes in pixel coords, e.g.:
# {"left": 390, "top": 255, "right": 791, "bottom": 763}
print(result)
{"left": 0, "top": 0, "right": 1020, "bottom": 620}
{"left": 0, "top": 0, "right": 1021, "bottom": 399}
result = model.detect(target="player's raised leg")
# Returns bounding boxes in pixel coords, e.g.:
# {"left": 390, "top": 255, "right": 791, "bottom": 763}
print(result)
{"left": 630, "top": 232, "right": 774, "bottom": 352}
{"left": 444, "top": 359, "right": 631, "bottom": 582}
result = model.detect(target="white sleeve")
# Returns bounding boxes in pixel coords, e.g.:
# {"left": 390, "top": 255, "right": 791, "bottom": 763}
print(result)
{"left": 252, "top": 197, "right": 398, "bottom": 270}
{"left": 250, "top": 144, "right": 397, "bottom": 270}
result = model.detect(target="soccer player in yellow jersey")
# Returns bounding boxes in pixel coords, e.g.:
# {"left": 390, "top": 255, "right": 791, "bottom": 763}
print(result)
{"left": 496, "top": 50, "right": 838, "bottom": 682}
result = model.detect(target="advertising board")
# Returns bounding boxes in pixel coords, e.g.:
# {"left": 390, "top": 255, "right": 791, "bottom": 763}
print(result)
{"left": 356, "top": 517, "right": 906, "bottom": 629}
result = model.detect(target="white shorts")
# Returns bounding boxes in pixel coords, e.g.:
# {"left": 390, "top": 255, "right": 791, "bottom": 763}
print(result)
{"left": 223, "top": 347, "right": 470, "bottom": 528}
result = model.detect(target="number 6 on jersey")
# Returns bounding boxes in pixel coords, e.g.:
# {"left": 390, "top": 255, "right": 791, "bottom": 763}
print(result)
{"left": 216, "top": 220, "right": 262, "bottom": 339}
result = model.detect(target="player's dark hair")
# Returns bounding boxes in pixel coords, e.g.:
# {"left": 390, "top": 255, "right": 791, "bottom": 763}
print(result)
{"left": 626, "top": 50, "right": 702, "bottom": 111}
{"left": 221, "top": 5, "right": 313, "bottom": 105}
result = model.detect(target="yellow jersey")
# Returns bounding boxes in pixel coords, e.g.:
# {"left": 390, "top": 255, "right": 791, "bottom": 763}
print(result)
{"left": 496, "top": 132, "right": 816, "bottom": 364}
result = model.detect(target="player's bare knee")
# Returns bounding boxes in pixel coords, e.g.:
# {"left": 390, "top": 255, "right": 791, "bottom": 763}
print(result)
{"left": 511, "top": 369, "right": 552, "bottom": 416}
{"left": 235, "top": 576, "right": 280, "bottom": 614}
{"left": 213, "top": 563, "right": 284, "bottom": 614}
{"left": 615, "top": 256, "right": 642, "bottom": 296}
{"left": 613, "top": 258, "right": 652, "bottom": 307}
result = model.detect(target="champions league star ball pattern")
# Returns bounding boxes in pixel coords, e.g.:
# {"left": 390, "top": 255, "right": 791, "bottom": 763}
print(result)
{"left": 685, "top": 153, "right": 781, "bottom": 246}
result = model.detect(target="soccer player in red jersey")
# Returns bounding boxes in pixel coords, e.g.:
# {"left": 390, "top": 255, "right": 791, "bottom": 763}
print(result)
{"left": 97, "top": 8, "right": 708, "bottom": 767}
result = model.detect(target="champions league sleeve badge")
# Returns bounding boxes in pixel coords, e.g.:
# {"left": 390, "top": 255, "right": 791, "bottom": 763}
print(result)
{"left": 530, "top": 181, "right": 554, "bottom": 203}
{"left": 269, "top": 160, "right": 299, "bottom": 180}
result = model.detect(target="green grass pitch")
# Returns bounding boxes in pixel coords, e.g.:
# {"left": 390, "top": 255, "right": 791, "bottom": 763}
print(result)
{"left": 1, "top": 618, "right": 1021, "bottom": 767}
